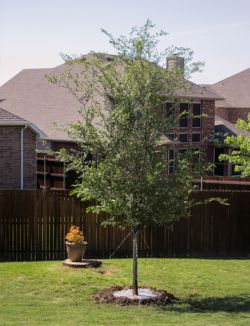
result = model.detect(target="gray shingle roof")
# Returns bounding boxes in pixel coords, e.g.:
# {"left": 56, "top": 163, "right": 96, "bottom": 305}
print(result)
{"left": 209, "top": 68, "right": 250, "bottom": 108}
{"left": 0, "top": 106, "right": 47, "bottom": 138}
{"left": 176, "top": 80, "right": 223, "bottom": 100}
{"left": 210, "top": 115, "right": 250, "bottom": 144}
{"left": 0, "top": 66, "right": 81, "bottom": 140}
{"left": 0, "top": 107, "right": 28, "bottom": 124}
{"left": 0, "top": 53, "right": 221, "bottom": 141}
{"left": 215, "top": 115, "right": 250, "bottom": 137}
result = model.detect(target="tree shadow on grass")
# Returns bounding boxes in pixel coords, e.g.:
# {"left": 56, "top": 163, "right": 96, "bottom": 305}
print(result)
{"left": 162, "top": 293, "right": 250, "bottom": 313}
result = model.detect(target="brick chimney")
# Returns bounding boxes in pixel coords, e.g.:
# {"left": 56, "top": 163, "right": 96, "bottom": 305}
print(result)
{"left": 166, "top": 56, "right": 184, "bottom": 72}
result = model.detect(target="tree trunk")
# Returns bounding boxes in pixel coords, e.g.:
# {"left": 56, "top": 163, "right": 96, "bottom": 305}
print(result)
{"left": 132, "top": 228, "right": 139, "bottom": 296}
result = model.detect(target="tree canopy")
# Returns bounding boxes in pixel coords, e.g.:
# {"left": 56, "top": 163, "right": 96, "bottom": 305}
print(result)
{"left": 49, "top": 20, "right": 206, "bottom": 295}
{"left": 220, "top": 113, "right": 250, "bottom": 176}
{"left": 49, "top": 20, "right": 204, "bottom": 228}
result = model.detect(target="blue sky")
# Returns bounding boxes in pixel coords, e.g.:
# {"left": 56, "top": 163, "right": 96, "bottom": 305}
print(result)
{"left": 0, "top": 0, "right": 250, "bottom": 85}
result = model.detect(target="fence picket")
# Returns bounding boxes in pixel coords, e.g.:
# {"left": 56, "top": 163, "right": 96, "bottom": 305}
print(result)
{"left": 0, "top": 189, "right": 249, "bottom": 261}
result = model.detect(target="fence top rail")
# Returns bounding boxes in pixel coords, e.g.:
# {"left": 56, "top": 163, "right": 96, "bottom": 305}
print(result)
{"left": 193, "top": 189, "right": 250, "bottom": 193}
{"left": 0, "top": 189, "right": 70, "bottom": 194}
{"left": 1, "top": 189, "right": 250, "bottom": 195}
{"left": 194, "top": 179, "right": 250, "bottom": 186}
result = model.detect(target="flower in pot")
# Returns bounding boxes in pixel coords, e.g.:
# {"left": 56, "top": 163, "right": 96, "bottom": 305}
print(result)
{"left": 65, "top": 226, "right": 87, "bottom": 262}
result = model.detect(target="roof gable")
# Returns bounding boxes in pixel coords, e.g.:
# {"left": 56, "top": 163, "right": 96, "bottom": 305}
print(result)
{"left": 0, "top": 54, "right": 221, "bottom": 141}
{"left": 215, "top": 115, "right": 250, "bottom": 137}
{"left": 210, "top": 68, "right": 250, "bottom": 108}
{"left": 0, "top": 107, "right": 28, "bottom": 124}
{"left": 0, "top": 107, "right": 47, "bottom": 138}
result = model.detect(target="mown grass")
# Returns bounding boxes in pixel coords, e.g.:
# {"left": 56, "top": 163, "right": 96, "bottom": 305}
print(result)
{"left": 0, "top": 259, "right": 249, "bottom": 325}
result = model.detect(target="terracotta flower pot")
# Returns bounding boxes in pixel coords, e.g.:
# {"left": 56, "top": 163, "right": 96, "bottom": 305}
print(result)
{"left": 66, "top": 241, "right": 88, "bottom": 262}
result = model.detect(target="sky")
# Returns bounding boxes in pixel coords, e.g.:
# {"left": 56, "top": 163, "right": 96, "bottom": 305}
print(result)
{"left": 0, "top": 0, "right": 250, "bottom": 86}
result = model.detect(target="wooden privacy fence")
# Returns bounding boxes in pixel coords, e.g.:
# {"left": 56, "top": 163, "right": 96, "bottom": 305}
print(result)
{"left": 0, "top": 190, "right": 249, "bottom": 261}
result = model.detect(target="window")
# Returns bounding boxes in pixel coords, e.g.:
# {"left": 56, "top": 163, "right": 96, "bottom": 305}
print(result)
{"left": 180, "top": 118, "right": 188, "bottom": 128}
{"left": 192, "top": 133, "right": 201, "bottom": 143}
{"left": 168, "top": 149, "right": 175, "bottom": 174}
{"left": 179, "top": 103, "right": 189, "bottom": 128}
{"left": 192, "top": 118, "right": 201, "bottom": 128}
{"left": 192, "top": 103, "right": 201, "bottom": 128}
{"left": 179, "top": 134, "right": 188, "bottom": 143}
{"left": 180, "top": 103, "right": 189, "bottom": 112}
{"left": 214, "top": 148, "right": 225, "bottom": 176}
{"left": 169, "top": 149, "right": 175, "bottom": 160}
{"left": 230, "top": 148, "right": 241, "bottom": 176}
{"left": 193, "top": 103, "right": 201, "bottom": 115}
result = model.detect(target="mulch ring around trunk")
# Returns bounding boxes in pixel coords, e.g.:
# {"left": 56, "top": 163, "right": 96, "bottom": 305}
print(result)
{"left": 93, "top": 286, "right": 178, "bottom": 306}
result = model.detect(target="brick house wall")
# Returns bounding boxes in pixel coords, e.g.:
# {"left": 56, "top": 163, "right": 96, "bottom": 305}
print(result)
{"left": 202, "top": 100, "right": 216, "bottom": 163}
{"left": 215, "top": 107, "right": 229, "bottom": 121}
{"left": 216, "top": 107, "right": 250, "bottom": 124}
{"left": 0, "top": 126, "right": 37, "bottom": 189}
{"left": 168, "top": 99, "right": 215, "bottom": 163}
{"left": 37, "top": 100, "right": 218, "bottom": 188}
{"left": 202, "top": 100, "right": 216, "bottom": 137}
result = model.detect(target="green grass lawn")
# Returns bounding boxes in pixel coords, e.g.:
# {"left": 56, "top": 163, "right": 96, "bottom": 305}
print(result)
{"left": 0, "top": 259, "right": 249, "bottom": 326}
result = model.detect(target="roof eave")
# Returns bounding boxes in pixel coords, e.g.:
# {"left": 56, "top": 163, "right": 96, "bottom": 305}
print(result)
{"left": 177, "top": 95, "right": 225, "bottom": 101}
{"left": 215, "top": 105, "right": 250, "bottom": 109}
{"left": 0, "top": 121, "right": 47, "bottom": 139}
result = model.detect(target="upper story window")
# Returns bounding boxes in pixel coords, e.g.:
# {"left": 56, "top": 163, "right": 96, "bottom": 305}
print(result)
{"left": 179, "top": 103, "right": 189, "bottom": 128}
{"left": 166, "top": 101, "right": 202, "bottom": 129}
{"left": 168, "top": 149, "right": 175, "bottom": 175}
{"left": 192, "top": 103, "right": 201, "bottom": 128}
{"left": 192, "top": 133, "right": 201, "bottom": 143}
{"left": 179, "top": 133, "right": 188, "bottom": 144}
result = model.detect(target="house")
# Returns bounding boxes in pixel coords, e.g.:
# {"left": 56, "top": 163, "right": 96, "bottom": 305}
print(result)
{"left": 207, "top": 69, "right": 250, "bottom": 176}
{"left": 0, "top": 64, "right": 80, "bottom": 189}
{"left": 0, "top": 54, "right": 247, "bottom": 188}
{"left": 210, "top": 68, "right": 250, "bottom": 124}
{"left": 211, "top": 115, "right": 250, "bottom": 176}
{"left": 163, "top": 63, "right": 223, "bottom": 174}
{"left": 0, "top": 105, "right": 45, "bottom": 189}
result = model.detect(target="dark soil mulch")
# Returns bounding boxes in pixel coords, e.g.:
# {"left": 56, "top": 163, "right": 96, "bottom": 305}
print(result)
{"left": 93, "top": 286, "right": 178, "bottom": 306}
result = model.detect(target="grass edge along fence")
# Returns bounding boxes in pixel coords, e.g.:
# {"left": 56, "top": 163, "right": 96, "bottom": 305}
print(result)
{"left": 0, "top": 189, "right": 249, "bottom": 261}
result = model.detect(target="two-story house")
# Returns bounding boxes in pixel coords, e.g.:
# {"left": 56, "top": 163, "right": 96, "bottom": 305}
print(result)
{"left": 207, "top": 68, "right": 250, "bottom": 176}
{"left": 0, "top": 54, "right": 247, "bottom": 188}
